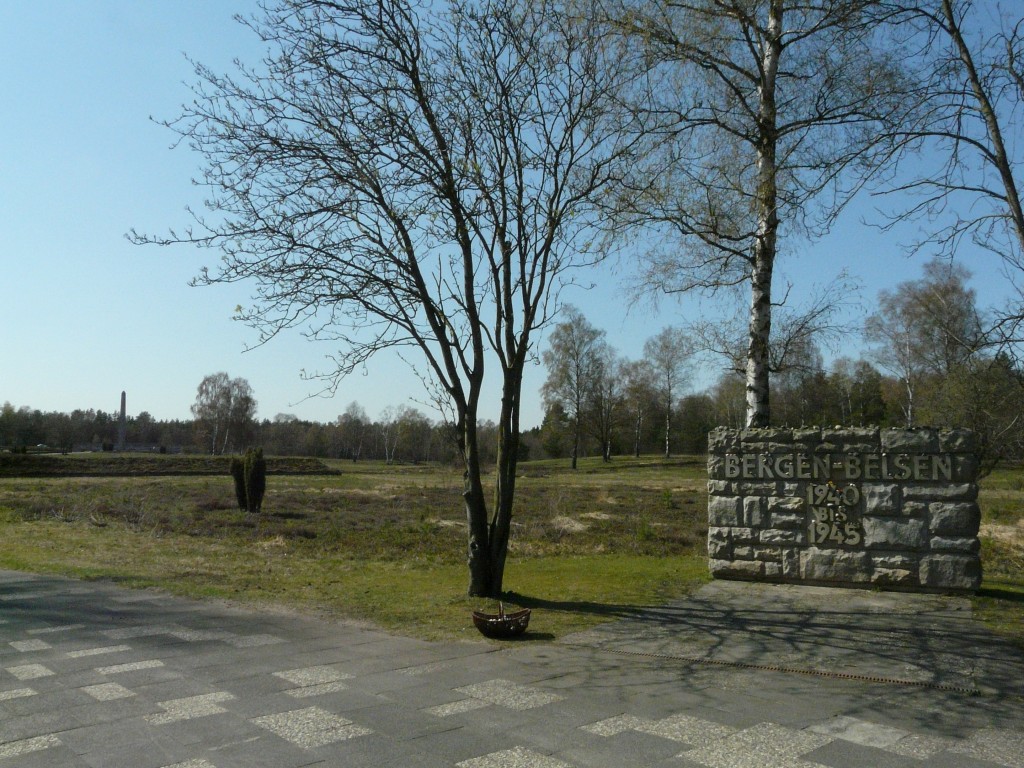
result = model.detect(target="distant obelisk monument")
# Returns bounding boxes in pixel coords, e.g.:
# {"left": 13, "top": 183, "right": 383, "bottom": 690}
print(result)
{"left": 117, "top": 391, "right": 127, "bottom": 451}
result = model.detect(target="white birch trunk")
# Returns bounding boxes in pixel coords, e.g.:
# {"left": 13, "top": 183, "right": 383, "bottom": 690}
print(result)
{"left": 746, "top": 0, "right": 782, "bottom": 429}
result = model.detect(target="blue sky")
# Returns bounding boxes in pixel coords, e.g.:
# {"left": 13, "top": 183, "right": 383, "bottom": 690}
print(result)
{"left": 0, "top": 2, "right": 1014, "bottom": 429}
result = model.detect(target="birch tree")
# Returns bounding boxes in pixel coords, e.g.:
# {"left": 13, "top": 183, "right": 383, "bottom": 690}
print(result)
{"left": 643, "top": 326, "right": 692, "bottom": 457}
{"left": 191, "top": 373, "right": 257, "bottom": 454}
{"left": 608, "top": 0, "right": 908, "bottom": 427}
{"left": 134, "top": 0, "right": 644, "bottom": 597}
{"left": 864, "top": 257, "right": 984, "bottom": 426}
{"left": 621, "top": 359, "right": 657, "bottom": 457}
{"left": 588, "top": 343, "right": 624, "bottom": 462}
{"left": 541, "top": 306, "right": 607, "bottom": 469}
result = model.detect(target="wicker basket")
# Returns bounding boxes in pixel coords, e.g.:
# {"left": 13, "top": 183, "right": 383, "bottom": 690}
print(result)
{"left": 472, "top": 603, "right": 531, "bottom": 639}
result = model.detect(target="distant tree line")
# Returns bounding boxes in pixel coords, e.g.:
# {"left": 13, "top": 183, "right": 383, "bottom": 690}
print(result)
{"left": 0, "top": 403, "right": 192, "bottom": 455}
{"left": 538, "top": 258, "right": 1024, "bottom": 467}
{"left": 7, "top": 256, "right": 1024, "bottom": 466}
{"left": 125, "top": 0, "right": 1024, "bottom": 595}
{"left": 0, "top": 396, "right": 506, "bottom": 465}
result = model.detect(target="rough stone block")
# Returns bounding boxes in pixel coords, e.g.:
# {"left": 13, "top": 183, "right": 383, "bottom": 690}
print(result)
{"left": 708, "top": 538, "right": 732, "bottom": 559}
{"left": 840, "top": 443, "right": 885, "bottom": 457}
{"left": 753, "top": 546, "right": 782, "bottom": 562}
{"left": 732, "top": 527, "right": 756, "bottom": 543}
{"left": 953, "top": 455, "right": 980, "bottom": 483}
{"left": 823, "top": 427, "right": 880, "bottom": 444}
{"left": 870, "top": 554, "right": 920, "bottom": 586}
{"left": 790, "top": 430, "right": 823, "bottom": 442}
{"left": 733, "top": 546, "right": 755, "bottom": 560}
{"left": 862, "top": 484, "right": 898, "bottom": 515}
{"left": 739, "top": 482, "right": 777, "bottom": 496}
{"left": 903, "top": 484, "right": 978, "bottom": 502}
{"left": 871, "top": 567, "right": 917, "bottom": 586}
{"left": 768, "top": 496, "right": 804, "bottom": 513}
{"left": 740, "top": 428, "right": 792, "bottom": 448}
{"left": 801, "top": 548, "right": 871, "bottom": 583}
{"left": 939, "top": 429, "right": 980, "bottom": 454}
{"left": 781, "top": 548, "right": 800, "bottom": 578}
{"left": 764, "top": 562, "right": 782, "bottom": 578}
{"left": 708, "top": 526, "right": 731, "bottom": 544}
{"left": 862, "top": 517, "right": 927, "bottom": 550}
{"left": 902, "top": 501, "right": 928, "bottom": 517}
{"left": 707, "top": 428, "right": 739, "bottom": 452}
{"left": 708, "top": 480, "right": 733, "bottom": 496}
{"left": 792, "top": 428, "right": 821, "bottom": 446}
{"left": 709, "top": 496, "right": 741, "bottom": 527}
{"left": 930, "top": 536, "right": 980, "bottom": 554}
{"left": 920, "top": 554, "right": 981, "bottom": 591}
{"left": 769, "top": 512, "right": 804, "bottom": 529}
{"left": 760, "top": 528, "right": 805, "bottom": 545}
{"left": 820, "top": 427, "right": 880, "bottom": 455}
{"left": 928, "top": 502, "right": 981, "bottom": 537}
{"left": 707, "top": 455, "right": 725, "bottom": 480}
{"left": 881, "top": 428, "right": 940, "bottom": 453}
{"left": 871, "top": 553, "right": 917, "bottom": 571}
{"left": 744, "top": 496, "right": 765, "bottom": 527}
{"left": 710, "top": 559, "right": 764, "bottom": 579}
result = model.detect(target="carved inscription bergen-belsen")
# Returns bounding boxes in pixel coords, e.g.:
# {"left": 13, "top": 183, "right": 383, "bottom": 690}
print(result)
{"left": 722, "top": 451, "right": 954, "bottom": 550}
{"left": 707, "top": 428, "right": 981, "bottom": 593}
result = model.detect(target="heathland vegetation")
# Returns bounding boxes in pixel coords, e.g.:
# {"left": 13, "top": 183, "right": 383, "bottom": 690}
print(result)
{"left": 0, "top": 453, "right": 1020, "bottom": 643}
{"left": 5, "top": 1, "right": 1024, "bottom": 609}
{"left": 125, "top": 0, "right": 1024, "bottom": 597}
{"left": 0, "top": 454, "right": 709, "bottom": 639}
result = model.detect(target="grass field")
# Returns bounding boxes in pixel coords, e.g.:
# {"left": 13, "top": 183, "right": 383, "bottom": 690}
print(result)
{"left": 0, "top": 453, "right": 1020, "bottom": 643}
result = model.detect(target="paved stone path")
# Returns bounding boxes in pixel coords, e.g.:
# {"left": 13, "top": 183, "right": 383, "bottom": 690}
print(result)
{"left": 2, "top": 570, "right": 1022, "bottom": 767}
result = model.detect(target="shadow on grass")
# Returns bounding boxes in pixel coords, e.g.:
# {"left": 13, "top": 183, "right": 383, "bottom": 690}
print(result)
{"left": 502, "top": 591, "right": 644, "bottom": 621}
{"left": 977, "top": 585, "right": 1024, "bottom": 602}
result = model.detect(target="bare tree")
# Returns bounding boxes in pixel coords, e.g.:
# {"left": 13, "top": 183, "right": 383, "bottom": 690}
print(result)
{"left": 191, "top": 373, "right": 257, "bottom": 454}
{"left": 877, "top": 0, "right": 1024, "bottom": 332}
{"left": 770, "top": 340, "right": 828, "bottom": 427}
{"left": 134, "top": 0, "right": 644, "bottom": 597}
{"left": 606, "top": 0, "right": 909, "bottom": 427}
{"left": 710, "top": 372, "right": 747, "bottom": 429}
{"left": 541, "top": 306, "right": 607, "bottom": 469}
{"left": 337, "top": 401, "right": 369, "bottom": 462}
{"left": 378, "top": 406, "right": 404, "bottom": 465}
{"left": 689, "top": 272, "right": 861, "bottom": 380}
{"left": 621, "top": 358, "right": 657, "bottom": 457}
{"left": 643, "top": 326, "right": 692, "bottom": 458}
{"left": 588, "top": 344, "right": 624, "bottom": 462}
{"left": 864, "top": 257, "right": 984, "bottom": 426}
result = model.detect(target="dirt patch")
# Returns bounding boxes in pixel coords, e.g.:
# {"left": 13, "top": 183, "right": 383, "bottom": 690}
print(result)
{"left": 331, "top": 488, "right": 400, "bottom": 500}
{"left": 430, "top": 519, "right": 466, "bottom": 529}
{"left": 551, "top": 515, "right": 589, "bottom": 533}
{"left": 981, "top": 521, "right": 1024, "bottom": 546}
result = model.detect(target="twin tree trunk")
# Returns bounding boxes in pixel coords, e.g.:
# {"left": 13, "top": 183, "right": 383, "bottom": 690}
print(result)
{"left": 465, "top": 370, "right": 521, "bottom": 598}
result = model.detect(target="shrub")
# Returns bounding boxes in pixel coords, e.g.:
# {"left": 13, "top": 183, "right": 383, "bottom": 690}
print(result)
{"left": 230, "top": 448, "right": 267, "bottom": 514}
{"left": 230, "top": 457, "right": 247, "bottom": 511}
{"left": 244, "top": 447, "right": 266, "bottom": 514}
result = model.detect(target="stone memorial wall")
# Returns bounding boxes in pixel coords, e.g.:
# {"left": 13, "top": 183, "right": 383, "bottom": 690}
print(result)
{"left": 707, "top": 427, "right": 982, "bottom": 592}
